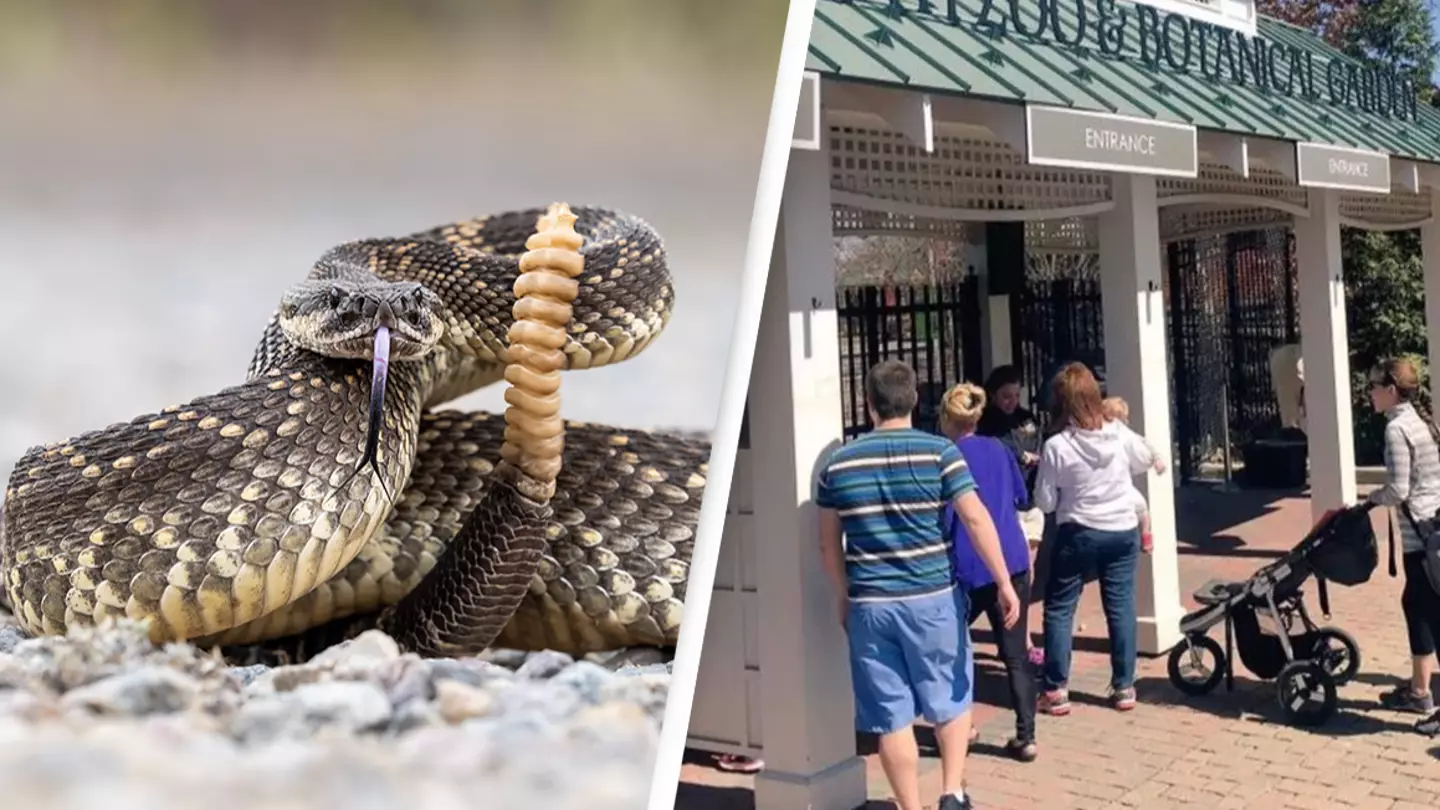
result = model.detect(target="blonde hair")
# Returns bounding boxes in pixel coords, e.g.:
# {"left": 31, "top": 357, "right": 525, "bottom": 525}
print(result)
{"left": 1101, "top": 396, "right": 1130, "bottom": 424}
{"left": 940, "top": 383, "right": 986, "bottom": 439}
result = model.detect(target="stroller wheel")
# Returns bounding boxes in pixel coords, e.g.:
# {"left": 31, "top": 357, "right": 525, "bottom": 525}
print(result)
{"left": 1307, "top": 627, "right": 1361, "bottom": 686}
{"left": 1167, "top": 634, "right": 1226, "bottom": 697}
{"left": 1276, "top": 660, "right": 1337, "bottom": 727}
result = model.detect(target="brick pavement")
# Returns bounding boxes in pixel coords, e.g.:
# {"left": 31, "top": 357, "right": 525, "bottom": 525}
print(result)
{"left": 677, "top": 486, "right": 1440, "bottom": 810}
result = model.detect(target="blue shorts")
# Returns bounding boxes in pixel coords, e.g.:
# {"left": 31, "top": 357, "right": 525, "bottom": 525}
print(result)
{"left": 846, "top": 587, "right": 975, "bottom": 735}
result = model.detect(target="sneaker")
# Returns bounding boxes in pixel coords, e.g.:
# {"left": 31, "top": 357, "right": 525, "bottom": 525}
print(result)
{"left": 1110, "top": 686, "right": 1137, "bottom": 712}
{"left": 1417, "top": 709, "right": 1440, "bottom": 737}
{"left": 1005, "top": 737, "right": 1038, "bottom": 762}
{"left": 938, "top": 793, "right": 974, "bottom": 810}
{"left": 1038, "top": 688, "right": 1071, "bottom": 716}
{"left": 1380, "top": 686, "right": 1435, "bottom": 714}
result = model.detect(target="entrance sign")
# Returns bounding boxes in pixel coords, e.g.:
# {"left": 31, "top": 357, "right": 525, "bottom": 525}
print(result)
{"left": 793, "top": 71, "right": 821, "bottom": 151}
{"left": 1295, "top": 142, "right": 1391, "bottom": 194}
{"left": 1026, "top": 105, "right": 1199, "bottom": 178}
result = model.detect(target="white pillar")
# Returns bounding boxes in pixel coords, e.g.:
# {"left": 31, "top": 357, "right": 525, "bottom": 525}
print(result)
{"left": 750, "top": 139, "right": 867, "bottom": 810}
{"left": 1097, "top": 173, "right": 1183, "bottom": 655}
{"left": 1293, "top": 189, "right": 1356, "bottom": 519}
{"left": 985, "top": 294, "right": 1013, "bottom": 375}
{"left": 1422, "top": 187, "right": 1440, "bottom": 410}
{"left": 970, "top": 239, "right": 1011, "bottom": 377}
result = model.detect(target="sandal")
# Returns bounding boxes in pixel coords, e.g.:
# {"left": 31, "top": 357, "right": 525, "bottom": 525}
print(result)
{"left": 1005, "top": 738, "right": 1038, "bottom": 762}
{"left": 715, "top": 754, "right": 765, "bottom": 774}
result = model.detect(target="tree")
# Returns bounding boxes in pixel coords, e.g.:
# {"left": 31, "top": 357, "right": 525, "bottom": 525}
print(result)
{"left": 1257, "top": 0, "right": 1436, "bottom": 100}
{"left": 1260, "top": 1, "right": 1439, "bottom": 460}
{"left": 1344, "top": 0, "right": 1437, "bottom": 97}
{"left": 1255, "top": 0, "right": 1359, "bottom": 48}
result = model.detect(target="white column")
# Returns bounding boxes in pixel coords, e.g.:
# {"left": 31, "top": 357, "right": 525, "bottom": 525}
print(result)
{"left": 750, "top": 140, "right": 867, "bottom": 810}
{"left": 1422, "top": 187, "right": 1440, "bottom": 410}
{"left": 1293, "top": 189, "right": 1356, "bottom": 519}
{"left": 986, "top": 294, "right": 1013, "bottom": 375}
{"left": 969, "top": 239, "right": 1011, "bottom": 377}
{"left": 1097, "top": 174, "right": 1183, "bottom": 655}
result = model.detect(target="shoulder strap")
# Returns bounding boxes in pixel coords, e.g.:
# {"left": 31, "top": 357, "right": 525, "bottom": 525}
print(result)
{"left": 1393, "top": 427, "right": 1425, "bottom": 577}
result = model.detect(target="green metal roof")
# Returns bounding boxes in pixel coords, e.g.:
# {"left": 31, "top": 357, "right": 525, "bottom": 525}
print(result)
{"left": 808, "top": 0, "right": 1440, "bottom": 164}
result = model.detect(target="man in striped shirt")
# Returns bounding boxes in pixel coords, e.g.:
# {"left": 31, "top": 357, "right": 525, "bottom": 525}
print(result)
{"left": 818, "top": 360, "right": 1017, "bottom": 810}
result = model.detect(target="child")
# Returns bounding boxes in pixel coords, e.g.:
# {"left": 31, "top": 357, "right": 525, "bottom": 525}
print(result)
{"left": 1101, "top": 396, "right": 1166, "bottom": 554}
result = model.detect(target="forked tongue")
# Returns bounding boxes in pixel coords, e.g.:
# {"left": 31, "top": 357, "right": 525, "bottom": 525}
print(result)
{"left": 355, "top": 326, "right": 392, "bottom": 499}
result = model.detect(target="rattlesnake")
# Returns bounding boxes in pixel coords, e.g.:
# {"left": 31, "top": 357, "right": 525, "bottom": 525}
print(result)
{"left": 1, "top": 205, "right": 709, "bottom": 659}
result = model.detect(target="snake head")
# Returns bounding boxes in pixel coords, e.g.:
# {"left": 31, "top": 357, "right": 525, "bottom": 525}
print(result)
{"left": 277, "top": 278, "right": 444, "bottom": 361}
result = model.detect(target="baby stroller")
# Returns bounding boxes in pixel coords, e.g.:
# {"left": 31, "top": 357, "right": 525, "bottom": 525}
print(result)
{"left": 1166, "top": 502, "right": 1379, "bottom": 727}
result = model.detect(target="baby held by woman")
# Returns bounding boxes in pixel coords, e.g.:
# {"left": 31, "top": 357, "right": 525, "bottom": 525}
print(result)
{"left": 1100, "top": 396, "right": 1167, "bottom": 553}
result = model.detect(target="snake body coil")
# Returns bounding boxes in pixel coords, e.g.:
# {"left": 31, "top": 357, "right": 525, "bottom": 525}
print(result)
{"left": 1, "top": 206, "right": 708, "bottom": 658}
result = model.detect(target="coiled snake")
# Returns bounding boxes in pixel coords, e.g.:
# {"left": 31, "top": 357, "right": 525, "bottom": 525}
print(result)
{"left": 1, "top": 205, "right": 709, "bottom": 659}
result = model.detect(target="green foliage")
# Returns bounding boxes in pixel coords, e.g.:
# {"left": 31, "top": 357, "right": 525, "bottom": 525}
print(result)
{"left": 1344, "top": 0, "right": 1438, "bottom": 98}
{"left": 1342, "top": 229, "right": 1430, "bottom": 463}
{"left": 1264, "top": 0, "right": 1438, "bottom": 463}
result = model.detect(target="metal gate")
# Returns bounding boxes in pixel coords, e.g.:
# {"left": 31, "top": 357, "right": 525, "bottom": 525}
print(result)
{"left": 1167, "top": 229, "right": 1297, "bottom": 481}
{"left": 836, "top": 281, "right": 983, "bottom": 437}
{"left": 1011, "top": 264, "right": 1106, "bottom": 422}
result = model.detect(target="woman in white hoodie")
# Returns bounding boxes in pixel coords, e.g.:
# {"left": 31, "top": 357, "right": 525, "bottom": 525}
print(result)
{"left": 1032, "top": 363, "right": 1157, "bottom": 716}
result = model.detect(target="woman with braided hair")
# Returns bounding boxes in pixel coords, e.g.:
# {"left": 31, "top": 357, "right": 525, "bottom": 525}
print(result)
{"left": 1365, "top": 358, "right": 1440, "bottom": 735}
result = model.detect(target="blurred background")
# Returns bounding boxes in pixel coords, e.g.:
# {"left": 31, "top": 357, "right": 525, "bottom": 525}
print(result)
{"left": 0, "top": 0, "right": 784, "bottom": 478}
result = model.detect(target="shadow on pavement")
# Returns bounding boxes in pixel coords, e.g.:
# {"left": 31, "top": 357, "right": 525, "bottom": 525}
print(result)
{"left": 1133, "top": 674, "right": 1418, "bottom": 737}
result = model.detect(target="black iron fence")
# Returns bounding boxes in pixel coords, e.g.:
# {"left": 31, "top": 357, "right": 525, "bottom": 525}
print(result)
{"left": 836, "top": 281, "right": 982, "bottom": 437}
{"left": 832, "top": 230, "right": 1297, "bottom": 475}
{"left": 1011, "top": 276, "right": 1105, "bottom": 422}
{"left": 1167, "top": 230, "right": 1297, "bottom": 480}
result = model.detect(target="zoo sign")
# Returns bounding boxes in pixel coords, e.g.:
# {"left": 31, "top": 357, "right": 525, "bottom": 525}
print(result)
{"left": 847, "top": 0, "right": 1422, "bottom": 122}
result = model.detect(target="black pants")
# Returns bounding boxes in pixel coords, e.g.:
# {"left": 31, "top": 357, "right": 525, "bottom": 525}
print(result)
{"left": 966, "top": 571, "right": 1037, "bottom": 743}
{"left": 1402, "top": 551, "right": 1440, "bottom": 658}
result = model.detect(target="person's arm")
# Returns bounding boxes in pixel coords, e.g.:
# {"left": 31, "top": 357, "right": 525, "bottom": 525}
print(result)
{"left": 818, "top": 507, "right": 848, "bottom": 598}
{"left": 815, "top": 464, "right": 851, "bottom": 626}
{"left": 1117, "top": 422, "right": 1158, "bottom": 476}
{"left": 1032, "top": 440, "right": 1059, "bottom": 514}
{"left": 1368, "top": 423, "right": 1412, "bottom": 506}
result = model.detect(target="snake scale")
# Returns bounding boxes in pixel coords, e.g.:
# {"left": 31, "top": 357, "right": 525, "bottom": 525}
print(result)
{"left": 0, "top": 206, "right": 710, "bottom": 659}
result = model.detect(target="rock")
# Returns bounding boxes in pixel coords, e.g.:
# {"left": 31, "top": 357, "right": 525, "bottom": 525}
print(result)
{"left": 550, "top": 662, "right": 611, "bottom": 705}
{"left": 227, "top": 664, "right": 269, "bottom": 688}
{"left": 491, "top": 680, "right": 581, "bottom": 726}
{"left": 377, "top": 656, "right": 434, "bottom": 706}
{"left": 428, "top": 658, "right": 512, "bottom": 690}
{"left": 290, "top": 680, "right": 393, "bottom": 735}
{"left": 615, "top": 662, "right": 671, "bottom": 678}
{"left": 309, "top": 630, "right": 401, "bottom": 669}
{"left": 249, "top": 662, "right": 331, "bottom": 694}
{"left": 477, "top": 648, "right": 528, "bottom": 669}
{"left": 0, "top": 627, "right": 27, "bottom": 655}
{"left": 231, "top": 680, "right": 392, "bottom": 744}
{"left": 584, "top": 647, "right": 670, "bottom": 671}
{"left": 515, "top": 650, "right": 573, "bottom": 680}
{"left": 60, "top": 667, "right": 200, "bottom": 716}
{"left": 390, "top": 697, "right": 443, "bottom": 733}
{"left": 434, "top": 680, "right": 495, "bottom": 724}
{"left": 566, "top": 700, "right": 657, "bottom": 748}
{"left": 601, "top": 673, "right": 668, "bottom": 723}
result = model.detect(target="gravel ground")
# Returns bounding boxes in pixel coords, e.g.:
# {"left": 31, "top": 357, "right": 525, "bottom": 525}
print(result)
{"left": 0, "top": 616, "right": 671, "bottom": 810}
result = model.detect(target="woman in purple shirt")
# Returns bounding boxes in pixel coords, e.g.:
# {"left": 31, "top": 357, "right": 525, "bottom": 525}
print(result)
{"left": 940, "top": 383, "right": 1038, "bottom": 762}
